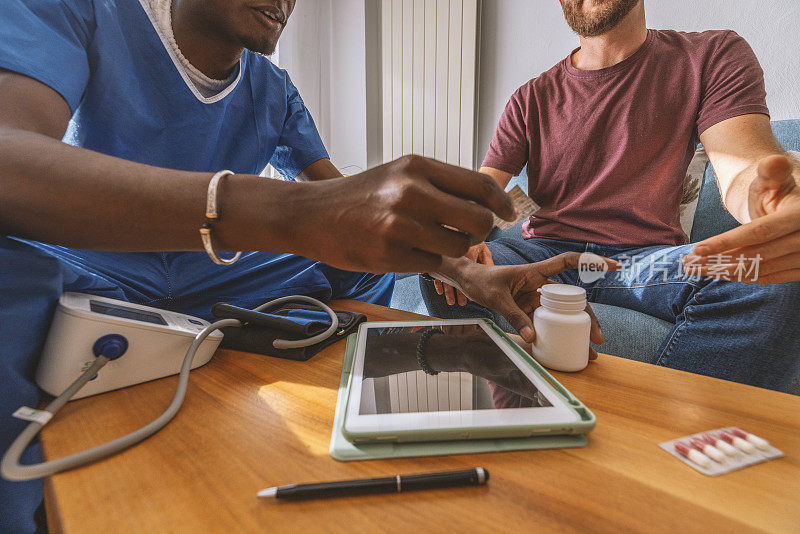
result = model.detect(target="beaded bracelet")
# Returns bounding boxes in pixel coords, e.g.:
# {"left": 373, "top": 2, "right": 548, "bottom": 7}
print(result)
{"left": 416, "top": 328, "right": 444, "bottom": 375}
{"left": 200, "top": 170, "right": 242, "bottom": 266}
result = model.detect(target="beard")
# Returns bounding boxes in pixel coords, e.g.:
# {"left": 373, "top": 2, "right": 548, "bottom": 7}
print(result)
{"left": 561, "top": 0, "right": 640, "bottom": 37}
{"left": 241, "top": 34, "right": 279, "bottom": 57}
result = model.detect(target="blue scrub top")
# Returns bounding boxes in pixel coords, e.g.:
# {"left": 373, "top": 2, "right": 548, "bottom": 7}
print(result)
{"left": 0, "top": 0, "right": 328, "bottom": 178}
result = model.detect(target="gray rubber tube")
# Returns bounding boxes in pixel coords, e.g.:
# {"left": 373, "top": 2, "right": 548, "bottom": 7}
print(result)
{"left": 1, "top": 318, "right": 240, "bottom": 481}
{"left": 1, "top": 296, "right": 339, "bottom": 481}
{"left": 253, "top": 295, "right": 339, "bottom": 349}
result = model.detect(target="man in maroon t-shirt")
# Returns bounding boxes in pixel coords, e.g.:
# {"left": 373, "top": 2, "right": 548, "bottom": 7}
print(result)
{"left": 427, "top": 0, "right": 800, "bottom": 392}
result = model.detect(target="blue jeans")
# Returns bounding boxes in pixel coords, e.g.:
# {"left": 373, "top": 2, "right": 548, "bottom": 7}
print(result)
{"left": 421, "top": 237, "right": 800, "bottom": 392}
{"left": 0, "top": 236, "right": 394, "bottom": 533}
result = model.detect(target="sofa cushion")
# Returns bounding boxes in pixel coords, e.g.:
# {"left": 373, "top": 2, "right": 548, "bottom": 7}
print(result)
{"left": 679, "top": 148, "right": 709, "bottom": 240}
{"left": 771, "top": 119, "right": 800, "bottom": 152}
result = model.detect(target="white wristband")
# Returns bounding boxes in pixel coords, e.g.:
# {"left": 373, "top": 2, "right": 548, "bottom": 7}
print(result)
{"left": 200, "top": 170, "right": 242, "bottom": 266}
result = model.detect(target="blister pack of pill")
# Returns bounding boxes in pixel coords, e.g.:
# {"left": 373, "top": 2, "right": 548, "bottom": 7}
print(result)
{"left": 493, "top": 185, "right": 540, "bottom": 231}
{"left": 659, "top": 427, "right": 783, "bottom": 476}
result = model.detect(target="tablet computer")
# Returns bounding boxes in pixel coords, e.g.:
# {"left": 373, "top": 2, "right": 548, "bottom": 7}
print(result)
{"left": 343, "top": 319, "right": 585, "bottom": 443}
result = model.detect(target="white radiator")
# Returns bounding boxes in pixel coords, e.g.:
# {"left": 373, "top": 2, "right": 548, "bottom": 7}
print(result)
{"left": 379, "top": 0, "right": 480, "bottom": 168}
{"left": 388, "top": 370, "right": 473, "bottom": 413}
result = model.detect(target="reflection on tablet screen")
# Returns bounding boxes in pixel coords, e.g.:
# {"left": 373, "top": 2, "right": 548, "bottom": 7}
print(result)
{"left": 358, "top": 325, "right": 552, "bottom": 415}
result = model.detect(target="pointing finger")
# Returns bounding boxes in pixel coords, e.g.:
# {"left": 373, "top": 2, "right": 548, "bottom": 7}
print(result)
{"left": 535, "top": 252, "right": 618, "bottom": 279}
{"left": 494, "top": 293, "right": 535, "bottom": 343}
{"left": 693, "top": 211, "right": 800, "bottom": 257}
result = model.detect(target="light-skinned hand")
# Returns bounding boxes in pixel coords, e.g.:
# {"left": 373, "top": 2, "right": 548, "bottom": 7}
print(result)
{"left": 684, "top": 155, "right": 800, "bottom": 284}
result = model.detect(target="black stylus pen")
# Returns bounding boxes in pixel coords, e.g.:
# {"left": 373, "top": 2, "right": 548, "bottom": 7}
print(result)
{"left": 256, "top": 467, "right": 489, "bottom": 500}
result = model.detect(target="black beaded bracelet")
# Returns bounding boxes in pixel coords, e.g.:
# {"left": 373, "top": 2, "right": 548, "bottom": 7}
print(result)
{"left": 416, "top": 328, "right": 444, "bottom": 376}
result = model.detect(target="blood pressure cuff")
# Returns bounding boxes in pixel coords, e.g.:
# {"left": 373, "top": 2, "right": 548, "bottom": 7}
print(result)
{"left": 211, "top": 302, "right": 366, "bottom": 361}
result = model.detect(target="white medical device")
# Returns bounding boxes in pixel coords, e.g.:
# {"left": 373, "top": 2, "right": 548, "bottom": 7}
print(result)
{"left": 36, "top": 293, "right": 223, "bottom": 399}
{"left": 2, "top": 293, "right": 338, "bottom": 482}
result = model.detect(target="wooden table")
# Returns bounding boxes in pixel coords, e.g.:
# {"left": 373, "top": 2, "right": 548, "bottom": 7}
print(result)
{"left": 41, "top": 301, "right": 800, "bottom": 533}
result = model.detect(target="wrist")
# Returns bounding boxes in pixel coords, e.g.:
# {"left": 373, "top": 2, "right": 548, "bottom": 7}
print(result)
{"left": 434, "top": 256, "right": 476, "bottom": 288}
{"left": 424, "top": 334, "right": 465, "bottom": 373}
{"left": 416, "top": 328, "right": 444, "bottom": 375}
{"left": 211, "top": 175, "right": 314, "bottom": 256}
{"left": 716, "top": 158, "right": 758, "bottom": 225}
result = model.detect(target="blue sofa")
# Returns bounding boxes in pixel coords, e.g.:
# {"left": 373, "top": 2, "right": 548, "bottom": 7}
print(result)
{"left": 390, "top": 119, "right": 800, "bottom": 394}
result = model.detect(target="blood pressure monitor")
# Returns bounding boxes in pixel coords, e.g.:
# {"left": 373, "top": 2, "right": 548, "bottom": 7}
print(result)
{"left": 4, "top": 291, "right": 339, "bottom": 482}
{"left": 35, "top": 293, "right": 223, "bottom": 399}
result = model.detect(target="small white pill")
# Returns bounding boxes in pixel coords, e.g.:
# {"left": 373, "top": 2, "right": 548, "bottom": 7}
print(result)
{"left": 702, "top": 433, "right": 738, "bottom": 456}
{"left": 732, "top": 436, "right": 756, "bottom": 454}
{"left": 675, "top": 441, "right": 712, "bottom": 468}
{"left": 745, "top": 434, "right": 770, "bottom": 451}
{"left": 720, "top": 430, "right": 757, "bottom": 454}
{"left": 732, "top": 427, "right": 771, "bottom": 451}
{"left": 716, "top": 440, "right": 739, "bottom": 456}
{"left": 687, "top": 449, "right": 712, "bottom": 468}
{"left": 690, "top": 438, "right": 725, "bottom": 463}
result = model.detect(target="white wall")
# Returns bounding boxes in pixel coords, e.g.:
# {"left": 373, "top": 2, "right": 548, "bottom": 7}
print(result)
{"left": 329, "top": 1, "right": 370, "bottom": 174}
{"left": 278, "top": 0, "right": 369, "bottom": 174}
{"left": 275, "top": 0, "right": 332, "bottom": 163}
{"left": 478, "top": 0, "right": 800, "bottom": 165}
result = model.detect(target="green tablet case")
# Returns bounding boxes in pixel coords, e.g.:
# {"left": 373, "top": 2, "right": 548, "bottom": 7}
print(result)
{"left": 329, "top": 320, "right": 596, "bottom": 461}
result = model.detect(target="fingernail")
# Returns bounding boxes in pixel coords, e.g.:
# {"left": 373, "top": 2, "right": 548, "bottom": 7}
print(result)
{"left": 694, "top": 246, "right": 709, "bottom": 255}
{"left": 520, "top": 326, "right": 534, "bottom": 342}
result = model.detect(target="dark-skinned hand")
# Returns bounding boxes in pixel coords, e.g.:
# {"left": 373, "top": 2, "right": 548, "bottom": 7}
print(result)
{"left": 299, "top": 155, "right": 515, "bottom": 273}
{"left": 450, "top": 252, "right": 619, "bottom": 359}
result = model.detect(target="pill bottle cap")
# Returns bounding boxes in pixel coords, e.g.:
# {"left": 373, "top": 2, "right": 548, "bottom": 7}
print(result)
{"left": 537, "top": 284, "right": 587, "bottom": 312}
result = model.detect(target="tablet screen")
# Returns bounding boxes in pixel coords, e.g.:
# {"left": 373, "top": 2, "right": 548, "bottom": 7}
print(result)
{"left": 357, "top": 324, "right": 552, "bottom": 415}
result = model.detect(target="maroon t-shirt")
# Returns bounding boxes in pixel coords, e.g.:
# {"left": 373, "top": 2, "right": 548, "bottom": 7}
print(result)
{"left": 482, "top": 29, "right": 769, "bottom": 246}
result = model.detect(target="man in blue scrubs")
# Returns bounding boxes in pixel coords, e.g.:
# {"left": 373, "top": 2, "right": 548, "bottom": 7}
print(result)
{"left": 0, "top": 0, "right": 521, "bottom": 530}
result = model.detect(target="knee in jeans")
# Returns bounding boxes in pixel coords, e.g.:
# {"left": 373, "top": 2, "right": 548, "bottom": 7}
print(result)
{"left": 715, "top": 279, "right": 800, "bottom": 350}
{"left": 418, "top": 275, "right": 448, "bottom": 314}
{"left": 771, "top": 280, "right": 800, "bottom": 321}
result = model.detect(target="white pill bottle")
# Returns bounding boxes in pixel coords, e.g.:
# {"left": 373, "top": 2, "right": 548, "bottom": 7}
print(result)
{"left": 531, "top": 284, "right": 590, "bottom": 372}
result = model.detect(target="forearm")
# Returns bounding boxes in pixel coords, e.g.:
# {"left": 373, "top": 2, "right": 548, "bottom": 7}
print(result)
{"left": 0, "top": 126, "right": 307, "bottom": 253}
{"left": 293, "top": 158, "right": 343, "bottom": 182}
{"left": 479, "top": 166, "right": 513, "bottom": 189}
